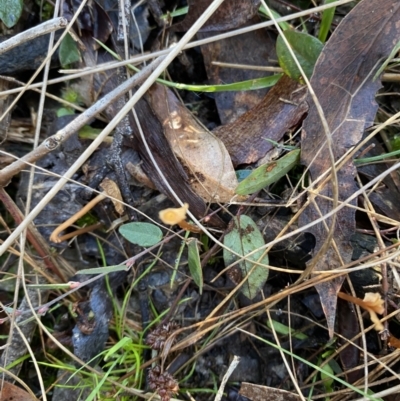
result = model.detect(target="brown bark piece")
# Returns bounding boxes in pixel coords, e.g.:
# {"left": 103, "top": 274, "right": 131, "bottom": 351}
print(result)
{"left": 214, "top": 75, "right": 307, "bottom": 166}
{"left": 299, "top": 0, "right": 400, "bottom": 336}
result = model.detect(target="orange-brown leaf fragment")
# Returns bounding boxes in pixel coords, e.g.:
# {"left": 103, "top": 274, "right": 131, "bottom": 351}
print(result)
{"left": 100, "top": 177, "right": 124, "bottom": 215}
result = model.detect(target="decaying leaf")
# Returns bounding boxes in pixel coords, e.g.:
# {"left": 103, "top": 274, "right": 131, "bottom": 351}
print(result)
{"left": 337, "top": 298, "right": 362, "bottom": 384}
{"left": 240, "top": 382, "right": 301, "bottom": 401}
{"left": 148, "top": 84, "right": 239, "bottom": 203}
{"left": 130, "top": 95, "right": 225, "bottom": 228}
{"left": 99, "top": 177, "right": 124, "bottom": 215}
{"left": 298, "top": 0, "right": 400, "bottom": 336}
{"left": 223, "top": 215, "right": 269, "bottom": 300}
{"left": 214, "top": 75, "right": 307, "bottom": 166}
{"left": 0, "top": 381, "right": 37, "bottom": 400}
{"left": 186, "top": 1, "right": 275, "bottom": 125}
{"left": 199, "top": 18, "right": 276, "bottom": 125}
{"left": 173, "top": 0, "right": 260, "bottom": 32}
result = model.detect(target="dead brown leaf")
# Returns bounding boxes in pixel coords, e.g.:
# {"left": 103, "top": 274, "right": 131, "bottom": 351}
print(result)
{"left": 130, "top": 92, "right": 225, "bottom": 227}
{"left": 0, "top": 381, "right": 37, "bottom": 401}
{"left": 239, "top": 382, "right": 301, "bottom": 401}
{"left": 215, "top": 75, "right": 307, "bottom": 166}
{"left": 299, "top": 0, "right": 400, "bottom": 336}
{"left": 173, "top": 0, "right": 260, "bottom": 32}
{"left": 148, "top": 84, "right": 238, "bottom": 203}
{"left": 199, "top": 16, "right": 276, "bottom": 125}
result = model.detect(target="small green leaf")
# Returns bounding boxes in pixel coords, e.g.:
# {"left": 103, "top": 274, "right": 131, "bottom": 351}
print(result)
{"left": 267, "top": 319, "right": 308, "bottom": 340}
{"left": 236, "top": 149, "right": 300, "bottom": 195}
{"left": 276, "top": 30, "right": 323, "bottom": 81}
{"left": 78, "top": 265, "right": 129, "bottom": 275}
{"left": 57, "top": 107, "right": 74, "bottom": 117}
{"left": 119, "top": 222, "right": 163, "bottom": 247}
{"left": 187, "top": 238, "right": 203, "bottom": 294}
{"left": 0, "top": 0, "right": 23, "bottom": 28}
{"left": 223, "top": 215, "right": 269, "bottom": 299}
{"left": 258, "top": 6, "right": 292, "bottom": 31}
{"left": 59, "top": 33, "right": 81, "bottom": 67}
{"left": 78, "top": 125, "right": 103, "bottom": 139}
{"left": 321, "top": 362, "right": 335, "bottom": 392}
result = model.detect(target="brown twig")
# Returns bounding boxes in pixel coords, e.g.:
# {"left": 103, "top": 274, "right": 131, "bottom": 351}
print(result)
{"left": 0, "top": 187, "right": 65, "bottom": 281}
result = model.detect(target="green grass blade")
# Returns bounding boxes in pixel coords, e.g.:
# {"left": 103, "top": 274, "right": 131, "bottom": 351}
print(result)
{"left": 94, "top": 39, "right": 281, "bottom": 92}
{"left": 318, "top": 0, "right": 337, "bottom": 43}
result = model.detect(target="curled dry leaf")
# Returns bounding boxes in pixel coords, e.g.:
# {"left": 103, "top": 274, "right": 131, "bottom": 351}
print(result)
{"left": 148, "top": 84, "right": 239, "bottom": 203}
{"left": 130, "top": 95, "right": 225, "bottom": 228}
{"left": 99, "top": 177, "right": 124, "bottom": 215}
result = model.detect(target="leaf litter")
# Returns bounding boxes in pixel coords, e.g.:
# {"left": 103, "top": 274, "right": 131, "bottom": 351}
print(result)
{"left": 2, "top": 0, "right": 400, "bottom": 400}
{"left": 298, "top": 0, "right": 400, "bottom": 337}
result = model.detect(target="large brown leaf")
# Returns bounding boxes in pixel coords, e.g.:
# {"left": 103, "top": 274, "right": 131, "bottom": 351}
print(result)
{"left": 148, "top": 84, "right": 238, "bottom": 203}
{"left": 130, "top": 90, "right": 226, "bottom": 227}
{"left": 198, "top": 17, "right": 276, "bottom": 125}
{"left": 180, "top": 1, "right": 275, "bottom": 125}
{"left": 214, "top": 75, "right": 307, "bottom": 166}
{"left": 173, "top": 0, "right": 260, "bottom": 32}
{"left": 298, "top": 0, "right": 400, "bottom": 336}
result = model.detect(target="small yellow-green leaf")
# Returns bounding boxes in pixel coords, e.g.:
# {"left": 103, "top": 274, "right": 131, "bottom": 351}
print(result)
{"left": 321, "top": 362, "right": 335, "bottom": 392}
{"left": 223, "top": 215, "right": 269, "bottom": 300}
{"left": 267, "top": 319, "right": 308, "bottom": 340}
{"left": 187, "top": 238, "right": 203, "bottom": 294}
{"left": 119, "top": 222, "right": 163, "bottom": 247}
{"left": 236, "top": 149, "right": 300, "bottom": 195}
{"left": 277, "top": 30, "right": 323, "bottom": 81}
